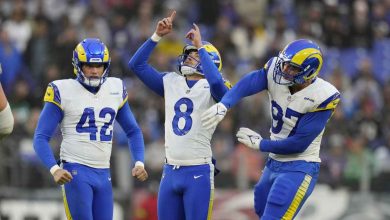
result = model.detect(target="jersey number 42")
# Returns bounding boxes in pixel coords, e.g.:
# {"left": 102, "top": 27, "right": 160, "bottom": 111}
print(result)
{"left": 76, "top": 107, "right": 116, "bottom": 141}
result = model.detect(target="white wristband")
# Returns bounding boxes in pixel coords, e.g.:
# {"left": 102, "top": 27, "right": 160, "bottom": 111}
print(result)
{"left": 151, "top": 32, "right": 162, "bottom": 42}
{"left": 0, "top": 103, "right": 14, "bottom": 136}
{"left": 50, "top": 165, "right": 61, "bottom": 175}
{"left": 135, "top": 161, "right": 144, "bottom": 168}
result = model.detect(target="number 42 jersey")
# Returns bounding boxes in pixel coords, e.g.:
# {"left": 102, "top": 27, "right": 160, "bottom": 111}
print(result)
{"left": 43, "top": 78, "right": 128, "bottom": 168}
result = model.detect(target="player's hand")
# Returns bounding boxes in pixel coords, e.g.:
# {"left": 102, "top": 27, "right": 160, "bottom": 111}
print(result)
{"left": 236, "top": 127, "right": 262, "bottom": 150}
{"left": 155, "top": 10, "right": 176, "bottom": 37}
{"left": 201, "top": 103, "right": 227, "bottom": 130}
{"left": 185, "top": 23, "right": 202, "bottom": 48}
{"left": 52, "top": 169, "right": 73, "bottom": 185}
{"left": 132, "top": 165, "right": 148, "bottom": 182}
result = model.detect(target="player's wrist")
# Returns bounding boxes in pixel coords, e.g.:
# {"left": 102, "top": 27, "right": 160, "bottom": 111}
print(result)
{"left": 198, "top": 46, "right": 205, "bottom": 51}
{"left": 135, "top": 161, "right": 144, "bottom": 168}
{"left": 218, "top": 102, "right": 227, "bottom": 111}
{"left": 151, "top": 32, "right": 162, "bottom": 42}
{"left": 50, "top": 165, "right": 61, "bottom": 175}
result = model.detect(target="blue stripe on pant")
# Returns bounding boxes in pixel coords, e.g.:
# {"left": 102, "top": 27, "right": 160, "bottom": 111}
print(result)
{"left": 62, "top": 163, "right": 113, "bottom": 220}
{"left": 158, "top": 164, "right": 214, "bottom": 220}
{"left": 254, "top": 158, "right": 320, "bottom": 220}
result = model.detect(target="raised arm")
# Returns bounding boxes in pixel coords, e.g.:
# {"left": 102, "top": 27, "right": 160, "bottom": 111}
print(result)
{"left": 185, "top": 23, "right": 229, "bottom": 101}
{"left": 128, "top": 11, "right": 177, "bottom": 97}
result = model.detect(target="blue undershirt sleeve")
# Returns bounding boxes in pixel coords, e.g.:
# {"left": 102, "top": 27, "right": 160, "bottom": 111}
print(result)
{"left": 220, "top": 69, "right": 268, "bottom": 108}
{"left": 116, "top": 103, "right": 145, "bottom": 164}
{"left": 260, "top": 110, "right": 333, "bottom": 154}
{"left": 33, "top": 102, "right": 64, "bottom": 170}
{"left": 128, "top": 39, "right": 165, "bottom": 97}
{"left": 198, "top": 48, "right": 228, "bottom": 101}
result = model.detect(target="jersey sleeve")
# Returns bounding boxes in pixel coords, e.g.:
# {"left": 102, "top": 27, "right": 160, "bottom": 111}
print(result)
{"left": 220, "top": 69, "right": 267, "bottom": 109}
{"left": 119, "top": 80, "right": 129, "bottom": 109}
{"left": 128, "top": 39, "right": 165, "bottom": 97}
{"left": 198, "top": 47, "right": 229, "bottom": 101}
{"left": 43, "top": 82, "right": 62, "bottom": 110}
{"left": 311, "top": 91, "right": 340, "bottom": 112}
{"left": 116, "top": 103, "right": 145, "bottom": 163}
{"left": 33, "top": 102, "right": 64, "bottom": 170}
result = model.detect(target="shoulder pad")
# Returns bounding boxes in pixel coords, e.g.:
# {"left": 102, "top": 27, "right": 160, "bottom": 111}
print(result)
{"left": 264, "top": 58, "right": 274, "bottom": 71}
{"left": 44, "top": 82, "right": 62, "bottom": 109}
{"left": 224, "top": 79, "right": 232, "bottom": 89}
{"left": 312, "top": 92, "right": 340, "bottom": 112}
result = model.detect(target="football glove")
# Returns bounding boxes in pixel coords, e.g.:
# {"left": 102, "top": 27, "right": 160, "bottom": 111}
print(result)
{"left": 236, "top": 127, "right": 262, "bottom": 150}
{"left": 201, "top": 102, "right": 227, "bottom": 130}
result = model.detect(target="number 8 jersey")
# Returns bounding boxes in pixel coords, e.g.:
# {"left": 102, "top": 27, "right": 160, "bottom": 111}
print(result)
{"left": 43, "top": 78, "right": 128, "bottom": 168}
{"left": 163, "top": 72, "right": 216, "bottom": 163}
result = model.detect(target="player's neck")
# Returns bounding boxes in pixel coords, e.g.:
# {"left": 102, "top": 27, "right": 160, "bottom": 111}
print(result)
{"left": 81, "top": 83, "right": 101, "bottom": 94}
{"left": 288, "top": 80, "right": 312, "bottom": 94}
{"left": 186, "top": 74, "right": 204, "bottom": 81}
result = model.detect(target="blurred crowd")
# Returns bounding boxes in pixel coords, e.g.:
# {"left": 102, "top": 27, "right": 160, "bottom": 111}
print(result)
{"left": 1, "top": 0, "right": 390, "bottom": 196}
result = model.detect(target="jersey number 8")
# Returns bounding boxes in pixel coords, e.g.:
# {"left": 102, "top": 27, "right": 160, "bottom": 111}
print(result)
{"left": 172, "top": 98, "right": 193, "bottom": 136}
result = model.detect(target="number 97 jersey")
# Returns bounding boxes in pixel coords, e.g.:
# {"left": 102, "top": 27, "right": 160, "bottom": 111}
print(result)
{"left": 265, "top": 57, "right": 340, "bottom": 162}
{"left": 43, "top": 78, "right": 128, "bottom": 168}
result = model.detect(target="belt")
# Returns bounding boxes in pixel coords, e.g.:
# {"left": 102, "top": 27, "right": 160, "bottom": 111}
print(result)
{"left": 165, "top": 157, "right": 212, "bottom": 166}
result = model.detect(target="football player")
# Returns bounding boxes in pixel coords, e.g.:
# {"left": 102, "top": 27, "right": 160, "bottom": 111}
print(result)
{"left": 33, "top": 38, "right": 148, "bottom": 220}
{"left": 202, "top": 39, "right": 340, "bottom": 219}
{"left": 0, "top": 63, "right": 14, "bottom": 140}
{"left": 129, "top": 11, "right": 230, "bottom": 220}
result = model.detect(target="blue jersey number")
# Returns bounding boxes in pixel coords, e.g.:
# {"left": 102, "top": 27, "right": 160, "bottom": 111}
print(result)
{"left": 172, "top": 98, "right": 193, "bottom": 136}
{"left": 76, "top": 107, "right": 116, "bottom": 141}
{"left": 271, "top": 101, "right": 303, "bottom": 136}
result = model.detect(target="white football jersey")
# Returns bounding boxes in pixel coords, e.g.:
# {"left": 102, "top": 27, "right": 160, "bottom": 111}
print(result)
{"left": 265, "top": 58, "right": 340, "bottom": 162}
{"left": 163, "top": 72, "right": 216, "bottom": 164}
{"left": 44, "top": 78, "right": 128, "bottom": 168}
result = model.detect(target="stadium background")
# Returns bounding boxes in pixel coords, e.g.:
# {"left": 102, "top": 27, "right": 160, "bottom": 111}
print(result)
{"left": 1, "top": 0, "right": 390, "bottom": 219}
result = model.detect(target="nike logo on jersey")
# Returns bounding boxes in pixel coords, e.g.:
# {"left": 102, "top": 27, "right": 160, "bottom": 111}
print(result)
{"left": 110, "top": 92, "right": 120, "bottom": 95}
{"left": 194, "top": 175, "right": 203, "bottom": 179}
{"left": 304, "top": 97, "right": 315, "bottom": 103}
{"left": 108, "top": 177, "right": 111, "bottom": 181}
{"left": 204, "top": 86, "right": 210, "bottom": 89}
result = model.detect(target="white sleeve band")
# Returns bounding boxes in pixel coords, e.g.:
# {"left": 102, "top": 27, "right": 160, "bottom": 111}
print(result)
{"left": 50, "top": 165, "right": 61, "bottom": 175}
{"left": 135, "top": 161, "right": 145, "bottom": 168}
{"left": 150, "top": 32, "right": 162, "bottom": 42}
{"left": 0, "top": 103, "right": 14, "bottom": 136}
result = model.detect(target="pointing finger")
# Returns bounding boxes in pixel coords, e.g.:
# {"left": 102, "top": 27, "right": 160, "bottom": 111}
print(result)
{"left": 193, "top": 23, "right": 199, "bottom": 31}
{"left": 170, "top": 10, "right": 176, "bottom": 21}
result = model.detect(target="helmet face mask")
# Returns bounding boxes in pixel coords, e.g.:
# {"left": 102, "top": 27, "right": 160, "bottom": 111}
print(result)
{"left": 273, "top": 39, "right": 323, "bottom": 86}
{"left": 72, "top": 38, "right": 111, "bottom": 87}
{"left": 178, "top": 50, "right": 202, "bottom": 76}
{"left": 177, "top": 41, "right": 222, "bottom": 76}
